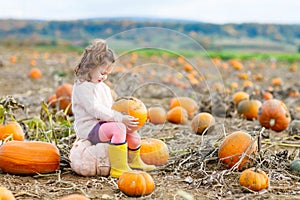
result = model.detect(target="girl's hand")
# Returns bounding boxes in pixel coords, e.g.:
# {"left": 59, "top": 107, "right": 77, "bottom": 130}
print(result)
{"left": 122, "top": 115, "right": 139, "bottom": 130}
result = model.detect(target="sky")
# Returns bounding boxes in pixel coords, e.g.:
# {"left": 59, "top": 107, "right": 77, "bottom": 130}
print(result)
{"left": 0, "top": 0, "right": 299, "bottom": 24}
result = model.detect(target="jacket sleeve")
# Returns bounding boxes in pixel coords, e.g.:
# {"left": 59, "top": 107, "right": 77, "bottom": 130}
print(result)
{"left": 78, "top": 84, "right": 123, "bottom": 122}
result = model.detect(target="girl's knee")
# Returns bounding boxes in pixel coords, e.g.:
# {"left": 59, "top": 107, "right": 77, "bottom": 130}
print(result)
{"left": 99, "top": 122, "right": 127, "bottom": 143}
{"left": 127, "top": 132, "right": 141, "bottom": 149}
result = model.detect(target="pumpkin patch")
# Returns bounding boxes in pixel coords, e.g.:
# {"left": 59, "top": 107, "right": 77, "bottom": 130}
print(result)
{"left": 1, "top": 40, "right": 300, "bottom": 199}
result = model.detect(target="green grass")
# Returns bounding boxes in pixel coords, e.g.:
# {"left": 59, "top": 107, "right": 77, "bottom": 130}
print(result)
{"left": 125, "top": 48, "right": 201, "bottom": 58}
{"left": 205, "top": 51, "right": 300, "bottom": 63}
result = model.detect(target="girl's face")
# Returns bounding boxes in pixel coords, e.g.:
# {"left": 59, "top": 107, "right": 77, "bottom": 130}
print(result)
{"left": 90, "top": 65, "right": 113, "bottom": 83}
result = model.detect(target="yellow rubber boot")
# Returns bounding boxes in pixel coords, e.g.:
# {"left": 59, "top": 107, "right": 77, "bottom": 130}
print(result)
{"left": 108, "top": 142, "right": 132, "bottom": 178}
{"left": 128, "top": 147, "right": 156, "bottom": 171}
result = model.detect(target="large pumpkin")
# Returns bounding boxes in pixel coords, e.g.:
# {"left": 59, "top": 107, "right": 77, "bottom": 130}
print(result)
{"left": 258, "top": 99, "right": 291, "bottom": 132}
{"left": 69, "top": 138, "right": 110, "bottom": 177}
{"left": 218, "top": 131, "right": 257, "bottom": 170}
{"left": 169, "top": 97, "right": 199, "bottom": 119}
{"left": 117, "top": 170, "right": 155, "bottom": 197}
{"left": 140, "top": 138, "right": 169, "bottom": 166}
{"left": 239, "top": 168, "right": 268, "bottom": 191}
{"left": 0, "top": 121, "right": 24, "bottom": 141}
{"left": 112, "top": 97, "right": 147, "bottom": 131}
{"left": 237, "top": 99, "right": 262, "bottom": 120}
{"left": 0, "top": 141, "right": 60, "bottom": 175}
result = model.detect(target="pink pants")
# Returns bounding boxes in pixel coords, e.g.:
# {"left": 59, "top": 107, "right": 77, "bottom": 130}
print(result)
{"left": 96, "top": 122, "right": 141, "bottom": 149}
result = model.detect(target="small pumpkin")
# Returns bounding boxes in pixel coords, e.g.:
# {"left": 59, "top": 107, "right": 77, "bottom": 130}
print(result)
{"left": 117, "top": 170, "right": 155, "bottom": 197}
{"left": 56, "top": 83, "right": 73, "bottom": 115}
{"left": 258, "top": 99, "right": 291, "bottom": 132}
{"left": 147, "top": 107, "right": 166, "bottom": 124}
{"left": 218, "top": 131, "right": 257, "bottom": 170}
{"left": 262, "top": 91, "right": 273, "bottom": 100}
{"left": 140, "top": 138, "right": 169, "bottom": 166}
{"left": 112, "top": 97, "right": 147, "bottom": 131}
{"left": 191, "top": 112, "right": 215, "bottom": 135}
{"left": 242, "top": 80, "right": 254, "bottom": 89}
{"left": 232, "top": 91, "right": 249, "bottom": 106}
{"left": 271, "top": 77, "right": 283, "bottom": 86}
{"left": 0, "top": 121, "right": 25, "bottom": 141}
{"left": 169, "top": 97, "right": 199, "bottom": 119}
{"left": 167, "top": 106, "right": 188, "bottom": 124}
{"left": 29, "top": 67, "right": 42, "bottom": 79}
{"left": 229, "top": 59, "right": 243, "bottom": 70}
{"left": 239, "top": 168, "right": 268, "bottom": 191}
{"left": 60, "top": 194, "right": 90, "bottom": 200}
{"left": 237, "top": 99, "right": 262, "bottom": 120}
{"left": 0, "top": 141, "right": 60, "bottom": 175}
{"left": 0, "top": 187, "right": 15, "bottom": 200}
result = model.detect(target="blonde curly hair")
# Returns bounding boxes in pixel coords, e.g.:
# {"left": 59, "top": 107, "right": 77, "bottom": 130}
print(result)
{"left": 74, "top": 39, "right": 115, "bottom": 81}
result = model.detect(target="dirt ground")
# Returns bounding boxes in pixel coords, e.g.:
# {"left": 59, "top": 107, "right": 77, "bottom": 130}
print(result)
{"left": 1, "top": 47, "right": 300, "bottom": 199}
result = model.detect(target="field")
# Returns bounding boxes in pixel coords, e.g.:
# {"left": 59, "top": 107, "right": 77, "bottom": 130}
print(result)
{"left": 1, "top": 46, "right": 300, "bottom": 199}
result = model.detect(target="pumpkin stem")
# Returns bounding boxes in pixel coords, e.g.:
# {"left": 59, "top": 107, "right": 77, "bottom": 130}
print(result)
{"left": 269, "top": 118, "right": 276, "bottom": 127}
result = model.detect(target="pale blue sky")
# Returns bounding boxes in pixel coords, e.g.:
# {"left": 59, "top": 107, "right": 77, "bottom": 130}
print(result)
{"left": 0, "top": 0, "right": 299, "bottom": 24}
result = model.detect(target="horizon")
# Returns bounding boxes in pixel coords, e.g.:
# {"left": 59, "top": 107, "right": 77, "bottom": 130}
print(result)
{"left": 0, "top": 16, "right": 299, "bottom": 25}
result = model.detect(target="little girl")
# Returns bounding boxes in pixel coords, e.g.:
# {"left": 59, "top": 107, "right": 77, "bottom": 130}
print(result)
{"left": 72, "top": 39, "right": 155, "bottom": 178}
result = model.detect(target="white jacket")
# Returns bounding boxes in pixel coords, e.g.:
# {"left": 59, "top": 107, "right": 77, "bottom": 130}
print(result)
{"left": 72, "top": 81, "right": 123, "bottom": 139}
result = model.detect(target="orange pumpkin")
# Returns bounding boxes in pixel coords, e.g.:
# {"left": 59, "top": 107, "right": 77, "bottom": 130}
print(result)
{"left": 239, "top": 168, "right": 268, "bottom": 191}
{"left": 271, "top": 77, "right": 283, "bottom": 86}
{"left": 242, "top": 80, "right": 254, "bottom": 89}
{"left": 28, "top": 67, "right": 42, "bottom": 79}
{"left": 237, "top": 99, "right": 262, "bottom": 120}
{"left": 191, "top": 112, "right": 215, "bottom": 135}
{"left": 140, "top": 138, "right": 169, "bottom": 166}
{"left": 229, "top": 59, "right": 243, "bottom": 70}
{"left": 9, "top": 56, "right": 17, "bottom": 64}
{"left": 218, "top": 131, "right": 257, "bottom": 170}
{"left": 167, "top": 106, "right": 188, "bottom": 124}
{"left": 232, "top": 91, "right": 249, "bottom": 106}
{"left": 169, "top": 97, "right": 199, "bottom": 119}
{"left": 0, "top": 121, "right": 24, "bottom": 141}
{"left": 56, "top": 83, "right": 73, "bottom": 115}
{"left": 117, "top": 170, "right": 155, "bottom": 197}
{"left": 47, "top": 94, "right": 57, "bottom": 107}
{"left": 262, "top": 91, "right": 273, "bottom": 100}
{"left": 0, "top": 141, "right": 60, "bottom": 175}
{"left": 0, "top": 187, "right": 15, "bottom": 200}
{"left": 147, "top": 107, "right": 166, "bottom": 124}
{"left": 60, "top": 194, "right": 90, "bottom": 200}
{"left": 112, "top": 97, "right": 147, "bottom": 131}
{"left": 258, "top": 99, "right": 291, "bottom": 132}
